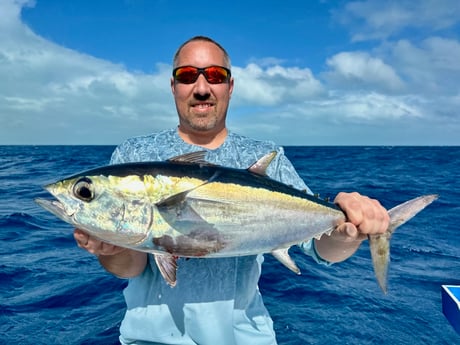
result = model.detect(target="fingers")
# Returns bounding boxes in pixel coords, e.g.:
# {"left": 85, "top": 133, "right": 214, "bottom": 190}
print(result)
{"left": 333, "top": 222, "right": 367, "bottom": 242}
{"left": 99, "top": 241, "right": 127, "bottom": 256}
{"left": 74, "top": 228, "right": 90, "bottom": 248}
{"left": 334, "top": 192, "right": 390, "bottom": 236}
{"left": 74, "top": 228, "right": 100, "bottom": 254}
{"left": 73, "top": 228, "right": 125, "bottom": 256}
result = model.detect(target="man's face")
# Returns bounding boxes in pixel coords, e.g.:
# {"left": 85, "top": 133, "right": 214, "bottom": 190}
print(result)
{"left": 171, "top": 41, "right": 234, "bottom": 136}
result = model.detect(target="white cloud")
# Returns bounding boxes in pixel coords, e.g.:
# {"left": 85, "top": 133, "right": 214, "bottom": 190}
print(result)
{"left": 0, "top": 0, "right": 33, "bottom": 27}
{"left": 243, "top": 92, "right": 424, "bottom": 127}
{"left": 366, "top": 36, "right": 460, "bottom": 100}
{"left": 324, "top": 52, "right": 405, "bottom": 92}
{"left": 312, "top": 92, "right": 422, "bottom": 121}
{"left": 232, "top": 63, "right": 324, "bottom": 106}
{"left": 0, "top": 0, "right": 458, "bottom": 145}
{"left": 0, "top": 0, "right": 176, "bottom": 144}
{"left": 229, "top": 92, "right": 434, "bottom": 145}
{"left": 337, "top": 0, "right": 460, "bottom": 41}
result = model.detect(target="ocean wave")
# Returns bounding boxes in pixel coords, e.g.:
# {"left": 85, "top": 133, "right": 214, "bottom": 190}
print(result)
{"left": 0, "top": 211, "right": 50, "bottom": 228}
{"left": 1, "top": 145, "right": 458, "bottom": 344}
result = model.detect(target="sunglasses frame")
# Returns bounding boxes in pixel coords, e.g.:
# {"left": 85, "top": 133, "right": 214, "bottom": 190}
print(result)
{"left": 172, "top": 65, "right": 232, "bottom": 84}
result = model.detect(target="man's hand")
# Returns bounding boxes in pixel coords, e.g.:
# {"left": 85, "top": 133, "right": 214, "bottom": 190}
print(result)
{"left": 314, "top": 192, "right": 390, "bottom": 262}
{"left": 334, "top": 191, "right": 390, "bottom": 241}
{"left": 74, "top": 228, "right": 127, "bottom": 256}
{"left": 73, "top": 228, "right": 148, "bottom": 278}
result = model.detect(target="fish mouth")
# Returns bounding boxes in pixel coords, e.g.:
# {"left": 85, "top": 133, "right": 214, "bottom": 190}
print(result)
{"left": 35, "top": 198, "right": 75, "bottom": 224}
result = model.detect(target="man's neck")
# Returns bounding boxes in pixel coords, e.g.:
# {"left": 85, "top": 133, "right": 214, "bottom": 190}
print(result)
{"left": 177, "top": 127, "right": 228, "bottom": 150}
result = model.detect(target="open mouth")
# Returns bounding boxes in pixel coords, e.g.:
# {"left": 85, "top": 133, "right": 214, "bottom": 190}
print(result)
{"left": 191, "top": 101, "right": 215, "bottom": 111}
{"left": 194, "top": 103, "right": 212, "bottom": 108}
{"left": 35, "top": 198, "right": 74, "bottom": 223}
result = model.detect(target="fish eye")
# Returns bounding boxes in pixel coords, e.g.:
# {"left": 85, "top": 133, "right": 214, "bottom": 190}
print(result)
{"left": 73, "top": 177, "right": 94, "bottom": 202}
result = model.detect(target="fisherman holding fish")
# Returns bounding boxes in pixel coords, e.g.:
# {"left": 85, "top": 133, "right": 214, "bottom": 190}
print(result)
{"left": 73, "top": 36, "right": 391, "bottom": 344}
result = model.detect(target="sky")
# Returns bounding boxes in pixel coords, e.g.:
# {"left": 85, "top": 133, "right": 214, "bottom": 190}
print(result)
{"left": 1, "top": 0, "right": 460, "bottom": 145}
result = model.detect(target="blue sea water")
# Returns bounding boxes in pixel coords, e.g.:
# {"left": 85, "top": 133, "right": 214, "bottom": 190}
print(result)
{"left": 0, "top": 145, "right": 458, "bottom": 345}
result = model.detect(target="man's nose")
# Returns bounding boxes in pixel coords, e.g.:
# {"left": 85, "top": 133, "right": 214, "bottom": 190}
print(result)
{"left": 193, "top": 73, "right": 211, "bottom": 96}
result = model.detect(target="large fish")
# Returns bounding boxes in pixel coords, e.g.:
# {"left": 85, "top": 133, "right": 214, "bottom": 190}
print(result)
{"left": 35, "top": 152, "right": 437, "bottom": 292}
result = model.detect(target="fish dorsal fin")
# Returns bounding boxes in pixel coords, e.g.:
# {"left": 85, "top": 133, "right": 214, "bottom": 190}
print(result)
{"left": 154, "top": 254, "right": 178, "bottom": 287}
{"left": 168, "top": 151, "right": 210, "bottom": 165}
{"left": 271, "top": 247, "right": 301, "bottom": 275}
{"left": 248, "top": 151, "right": 277, "bottom": 176}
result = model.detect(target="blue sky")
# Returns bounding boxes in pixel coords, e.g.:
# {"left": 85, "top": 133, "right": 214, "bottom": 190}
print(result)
{"left": 1, "top": 0, "right": 459, "bottom": 145}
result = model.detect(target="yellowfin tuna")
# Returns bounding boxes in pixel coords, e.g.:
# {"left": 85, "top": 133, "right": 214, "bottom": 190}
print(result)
{"left": 35, "top": 152, "right": 438, "bottom": 291}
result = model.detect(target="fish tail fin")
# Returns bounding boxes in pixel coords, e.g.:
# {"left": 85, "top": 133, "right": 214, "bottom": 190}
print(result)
{"left": 369, "top": 194, "right": 438, "bottom": 294}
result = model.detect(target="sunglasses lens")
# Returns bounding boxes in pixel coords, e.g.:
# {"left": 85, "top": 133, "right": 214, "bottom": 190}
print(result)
{"left": 204, "top": 66, "right": 229, "bottom": 84}
{"left": 174, "top": 66, "right": 231, "bottom": 84}
{"left": 174, "top": 67, "right": 199, "bottom": 84}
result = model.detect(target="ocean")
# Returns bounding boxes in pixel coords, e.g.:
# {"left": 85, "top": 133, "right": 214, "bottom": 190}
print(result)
{"left": 0, "top": 145, "right": 458, "bottom": 345}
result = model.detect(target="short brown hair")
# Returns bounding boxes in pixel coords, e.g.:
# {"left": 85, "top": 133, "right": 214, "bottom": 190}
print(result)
{"left": 173, "top": 36, "right": 231, "bottom": 68}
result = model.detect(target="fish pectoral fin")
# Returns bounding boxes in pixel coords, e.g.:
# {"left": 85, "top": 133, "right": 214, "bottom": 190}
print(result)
{"left": 156, "top": 182, "right": 215, "bottom": 208}
{"left": 271, "top": 248, "right": 301, "bottom": 275}
{"left": 156, "top": 193, "right": 214, "bottom": 229}
{"left": 156, "top": 195, "right": 225, "bottom": 255}
{"left": 186, "top": 188, "right": 233, "bottom": 205}
{"left": 156, "top": 190, "right": 191, "bottom": 208}
{"left": 154, "top": 254, "right": 178, "bottom": 287}
{"left": 248, "top": 151, "right": 277, "bottom": 176}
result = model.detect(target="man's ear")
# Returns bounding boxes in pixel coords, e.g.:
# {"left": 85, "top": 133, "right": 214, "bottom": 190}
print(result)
{"left": 228, "top": 77, "right": 234, "bottom": 97}
{"left": 170, "top": 77, "right": 176, "bottom": 95}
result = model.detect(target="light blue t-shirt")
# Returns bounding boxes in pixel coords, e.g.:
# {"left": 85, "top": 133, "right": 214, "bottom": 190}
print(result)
{"left": 110, "top": 129, "right": 326, "bottom": 345}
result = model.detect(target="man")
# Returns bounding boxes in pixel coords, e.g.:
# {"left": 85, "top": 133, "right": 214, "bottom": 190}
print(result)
{"left": 74, "top": 36, "right": 389, "bottom": 344}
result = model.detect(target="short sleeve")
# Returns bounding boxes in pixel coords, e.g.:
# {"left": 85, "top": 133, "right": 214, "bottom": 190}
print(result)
{"left": 298, "top": 240, "right": 332, "bottom": 266}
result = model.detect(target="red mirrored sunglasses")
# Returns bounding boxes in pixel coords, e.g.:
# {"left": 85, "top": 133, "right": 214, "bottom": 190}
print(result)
{"left": 172, "top": 65, "right": 231, "bottom": 84}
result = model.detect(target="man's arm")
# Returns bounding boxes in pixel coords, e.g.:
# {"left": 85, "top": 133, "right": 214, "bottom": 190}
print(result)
{"left": 314, "top": 192, "right": 390, "bottom": 263}
{"left": 74, "top": 229, "right": 147, "bottom": 278}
